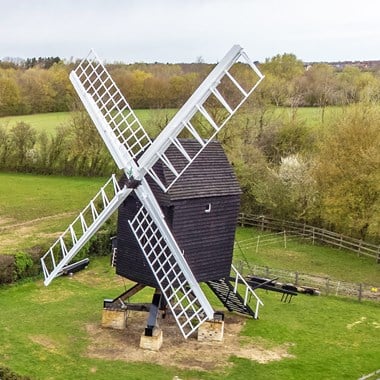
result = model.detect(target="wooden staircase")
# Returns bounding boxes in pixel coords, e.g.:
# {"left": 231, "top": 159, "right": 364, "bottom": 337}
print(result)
{"left": 206, "top": 264, "right": 264, "bottom": 319}
{"left": 206, "top": 278, "right": 257, "bottom": 317}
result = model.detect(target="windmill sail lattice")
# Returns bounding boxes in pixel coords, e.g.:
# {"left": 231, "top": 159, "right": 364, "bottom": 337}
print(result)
{"left": 70, "top": 50, "right": 152, "bottom": 169}
{"left": 41, "top": 175, "right": 132, "bottom": 286}
{"left": 41, "top": 45, "right": 263, "bottom": 338}
{"left": 129, "top": 202, "right": 210, "bottom": 337}
{"left": 138, "top": 44, "right": 264, "bottom": 191}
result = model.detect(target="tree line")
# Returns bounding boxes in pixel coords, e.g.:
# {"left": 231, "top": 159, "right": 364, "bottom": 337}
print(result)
{"left": 1, "top": 54, "right": 380, "bottom": 116}
{"left": 0, "top": 54, "right": 379, "bottom": 243}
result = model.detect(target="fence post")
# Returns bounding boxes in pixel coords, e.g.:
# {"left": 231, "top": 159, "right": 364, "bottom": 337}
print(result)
{"left": 358, "top": 240, "right": 362, "bottom": 257}
{"left": 335, "top": 281, "right": 340, "bottom": 296}
{"left": 260, "top": 216, "right": 265, "bottom": 231}
{"left": 339, "top": 235, "right": 343, "bottom": 250}
{"left": 256, "top": 235, "right": 260, "bottom": 253}
{"left": 358, "top": 283, "right": 363, "bottom": 302}
{"left": 312, "top": 227, "right": 315, "bottom": 245}
{"left": 284, "top": 230, "right": 287, "bottom": 249}
{"left": 240, "top": 213, "right": 245, "bottom": 227}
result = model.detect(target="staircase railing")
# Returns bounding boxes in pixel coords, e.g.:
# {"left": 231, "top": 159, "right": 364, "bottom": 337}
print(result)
{"left": 231, "top": 264, "right": 264, "bottom": 319}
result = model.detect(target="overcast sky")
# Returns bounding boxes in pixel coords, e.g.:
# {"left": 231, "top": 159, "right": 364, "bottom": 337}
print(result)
{"left": 1, "top": 0, "right": 379, "bottom": 64}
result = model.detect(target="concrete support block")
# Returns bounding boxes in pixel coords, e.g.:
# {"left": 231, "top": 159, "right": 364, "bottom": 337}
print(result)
{"left": 197, "top": 320, "right": 224, "bottom": 342}
{"left": 101, "top": 308, "right": 127, "bottom": 330}
{"left": 139, "top": 328, "right": 163, "bottom": 351}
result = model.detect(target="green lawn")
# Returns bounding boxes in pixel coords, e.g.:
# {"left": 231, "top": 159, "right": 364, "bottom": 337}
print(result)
{"left": 0, "top": 107, "right": 339, "bottom": 137}
{"left": 0, "top": 171, "right": 379, "bottom": 379}
{"left": 235, "top": 228, "right": 380, "bottom": 285}
{"left": 0, "top": 109, "right": 177, "bottom": 136}
{"left": 0, "top": 256, "right": 378, "bottom": 380}
{"left": 273, "top": 106, "right": 341, "bottom": 128}
{"left": 0, "top": 173, "right": 106, "bottom": 254}
{"left": 0, "top": 112, "right": 70, "bottom": 134}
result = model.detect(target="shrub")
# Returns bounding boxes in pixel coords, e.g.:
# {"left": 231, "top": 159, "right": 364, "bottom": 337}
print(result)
{"left": 0, "top": 255, "right": 15, "bottom": 284}
{"left": 13, "top": 251, "right": 33, "bottom": 280}
{"left": 0, "top": 366, "right": 31, "bottom": 380}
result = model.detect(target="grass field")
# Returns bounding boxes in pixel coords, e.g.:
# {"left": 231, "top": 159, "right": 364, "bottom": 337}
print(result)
{"left": 0, "top": 172, "right": 379, "bottom": 379}
{"left": 235, "top": 228, "right": 380, "bottom": 286}
{"left": 0, "top": 107, "right": 338, "bottom": 136}
{"left": 0, "top": 173, "right": 106, "bottom": 254}
{"left": 1, "top": 171, "right": 379, "bottom": 284}
{"left": 0, "top": 109, "right": 177, "bottom": 136}
{"left": 0, "top": 256, "right": 379, "bottom": 380}
{"left": 0, "top": 107, "right": 378, "bottom": 379}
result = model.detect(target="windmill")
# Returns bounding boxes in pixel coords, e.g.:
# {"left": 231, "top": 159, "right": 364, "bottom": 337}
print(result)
{"left": 41, "top": 45, "right": 264, "bottom": 344}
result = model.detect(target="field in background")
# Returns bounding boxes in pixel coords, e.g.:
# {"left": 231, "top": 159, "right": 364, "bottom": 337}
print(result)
{"left": 0, "top": 107, "right": 336, "bottom": 135}
{"left": 0, "top": 109, "right": 177, "bottom": 135}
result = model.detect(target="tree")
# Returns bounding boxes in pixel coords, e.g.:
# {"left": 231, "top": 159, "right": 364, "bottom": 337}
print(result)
{"left": 48, "top": 63, "right": 74, "bottom": 111}
{"left": 260, "top": 53, "right": 305, "bottom": 108}
{"left": 0, "top": 125, "right": 11, "bottom": 168}
{"left": 302, "top": 64, "right": 339, "bottom": 122}
{"left": 66, "top": 109, "right": 115, "bottom": 176}
{"left": 17, "top": 68, "right": 56, "bottom": 113}
{"left": 9, "top": 122, "right": 37, "bottom": 169}
{"left": 0, "top": 71, "right": 21, "bottom": 116}
{"left": 313, "top": 104, "right": 380, "bottom": 240}
{"left": 252, "top": 154, "right": 317, "bottom": 220}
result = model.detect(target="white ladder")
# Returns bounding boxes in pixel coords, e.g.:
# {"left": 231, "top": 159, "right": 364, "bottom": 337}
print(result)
{"left": 41, "top": 175, "right": 131, "bottom": 286}
{"left": 138, "top": 44, "right": 264, "bottom": 192}
{"left": 129, "top": 204, "right": 212, "bottom": 338}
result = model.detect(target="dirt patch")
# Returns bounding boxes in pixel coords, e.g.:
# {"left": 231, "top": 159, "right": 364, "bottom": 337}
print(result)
{"left": 29, "top": 334, "right": 60, "bottom": 354}
{"left": 0, "top": 217, "right": 15, "bottom": 226}
{"left": 86, "top": 312, "right": 295, "bottom": 371}
{"left": 0, "top": 212, "right": 76, "bottom": 252}
{"left": 30, "top": 285, "right": 75, "bottom": 304}
{"left": 0, "top": 212, "right": 75, "bottom": 232}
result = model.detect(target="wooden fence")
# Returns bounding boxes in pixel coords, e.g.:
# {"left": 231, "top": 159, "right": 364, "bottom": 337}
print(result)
{"left": 238, "top": 214, "right": 380, "bottom": 263}
{"left": 234, "top": 262, "right": 379, "bottom": 302}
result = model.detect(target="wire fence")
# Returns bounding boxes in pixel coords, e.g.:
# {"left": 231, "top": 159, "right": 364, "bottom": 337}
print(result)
{"left": 238, "top": 214, "right": 380, "bottom": 262}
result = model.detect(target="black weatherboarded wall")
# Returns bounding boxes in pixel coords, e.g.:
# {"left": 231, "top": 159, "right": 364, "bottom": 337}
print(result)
{"left": 116, "top": 140, "right": 241, "bottom": 288}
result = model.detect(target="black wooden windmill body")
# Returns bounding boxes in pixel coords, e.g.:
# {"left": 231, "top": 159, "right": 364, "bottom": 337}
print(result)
{"left": 41, "top": 45, "right": 264, "bottom": 339}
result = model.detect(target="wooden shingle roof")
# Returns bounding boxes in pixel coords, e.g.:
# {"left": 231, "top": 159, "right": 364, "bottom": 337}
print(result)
{"left": 147, "top": 139, "right": 241, "bottom": 204}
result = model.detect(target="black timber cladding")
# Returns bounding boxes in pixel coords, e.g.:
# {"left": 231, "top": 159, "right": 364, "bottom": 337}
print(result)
{"left": 116, "top": 139, "right": 241, "bottom": 287}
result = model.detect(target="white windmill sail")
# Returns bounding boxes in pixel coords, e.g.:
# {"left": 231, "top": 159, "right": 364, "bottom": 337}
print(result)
{"left": 130, "top": 180, "right": 214, "bottom": 337}
{"left": 41, "top": 175, "right": 132, "bottom": 286}
{"left": 138, "top": 44, "right": 264, "bottom": 192}
{"left": 69, "top": 49, "right": 152, "bottom": 171}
